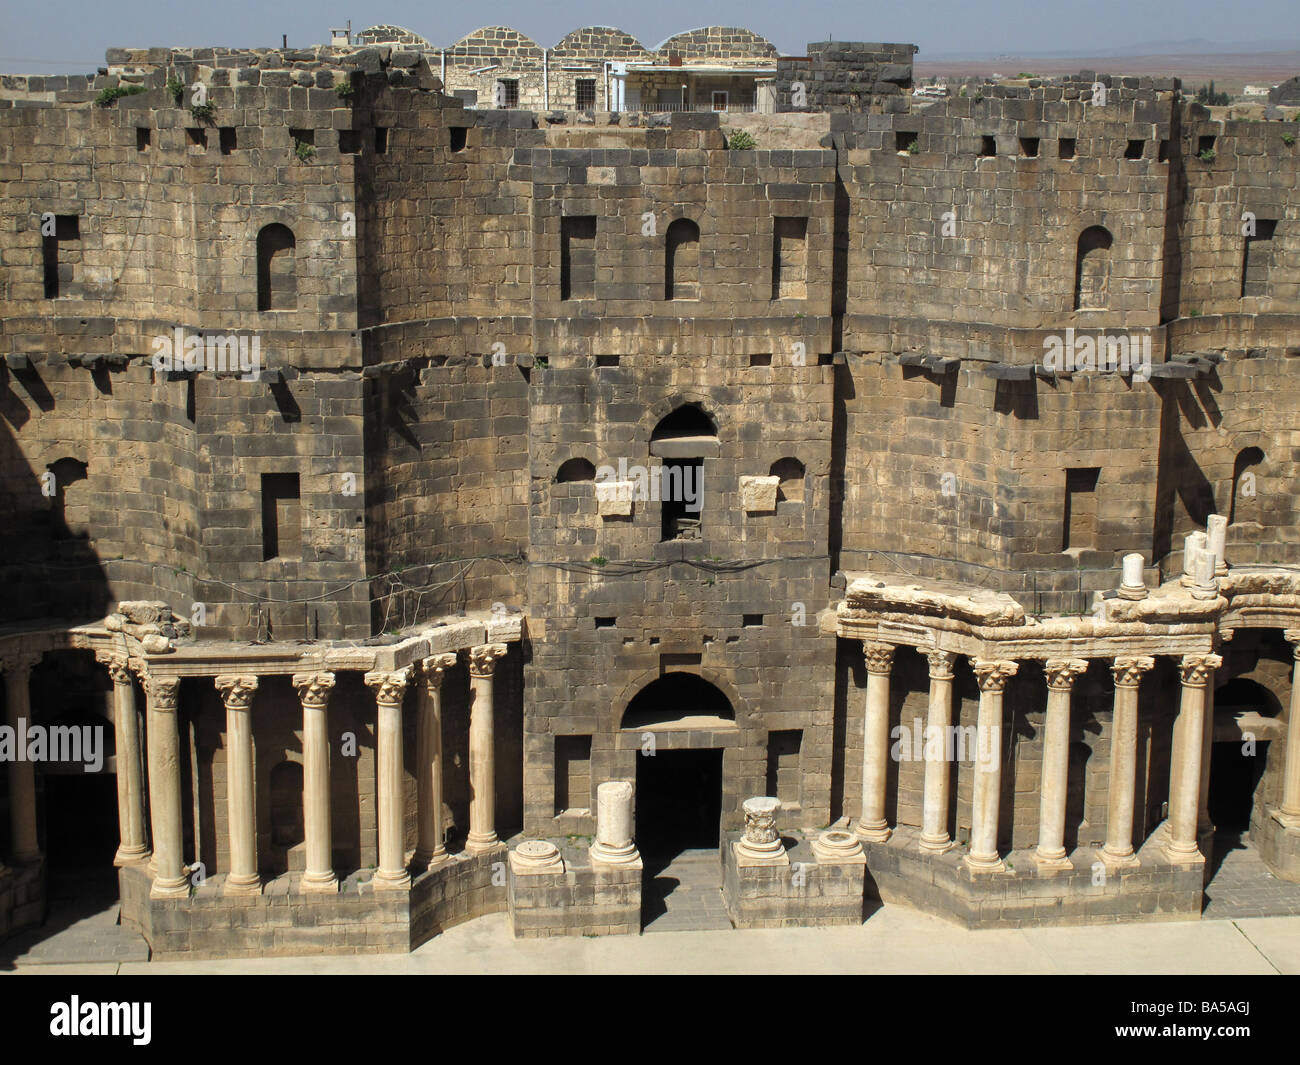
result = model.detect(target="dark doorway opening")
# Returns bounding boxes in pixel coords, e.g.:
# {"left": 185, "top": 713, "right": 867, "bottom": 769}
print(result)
{"left": 635, "top": 748, "right": 722, "bottom": 857}
{"left": 1208, "top": 740, "right": 1268, "bottom": 833}
{"left": 43, "top": 770, "right": 119, "bottom": 887}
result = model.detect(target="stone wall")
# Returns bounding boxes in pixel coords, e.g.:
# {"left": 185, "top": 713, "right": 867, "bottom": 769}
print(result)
{"left": 775, "top": 42, "right": 917, "bottom": 111}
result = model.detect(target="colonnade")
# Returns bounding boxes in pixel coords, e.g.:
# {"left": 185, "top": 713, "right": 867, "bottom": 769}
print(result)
{"left": 0, "top": 643, "right": 510, "bottom": 899}
{"left": 850, "top": 640, "right": 1261, "bottom": 870}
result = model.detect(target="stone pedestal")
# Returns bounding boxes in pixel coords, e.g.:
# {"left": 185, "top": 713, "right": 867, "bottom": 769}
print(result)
{"left": 734, "top": 797, "right": 787, "bottom": 864}
{"left": 589, "top": 781, "right": 640, "bottom": 866}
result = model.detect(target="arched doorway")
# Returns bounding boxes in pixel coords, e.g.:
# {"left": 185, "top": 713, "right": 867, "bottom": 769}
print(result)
{"left": 1208, "top": 678, "right": 1281, "bottom": 833}
{"left": 621, "top": 673, "right": 735, "bottom": 931}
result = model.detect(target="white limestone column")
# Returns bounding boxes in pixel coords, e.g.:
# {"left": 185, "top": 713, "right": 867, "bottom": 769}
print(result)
{"left": 1036, "top": 658, "right": 1088, "bottom": 869}
{"left": 2, "top": 653, "right": 42, "bottom": 863}
{"left": 292, "top": 672, "right": 337, "bottom": 893}
{"left": 589, "top": 780, "right": 639, "bottom": 865}
{"left": 856, "top": 642, "right": 895, "bottom": 843}
{"left": 143, "top": 674, "right": 188, "bottom": 898}
{"left": 1198, "top": 661, "right": 1218, "bottom": 836}
{"left": 1167, "top": 654, "right": 1222, "bottom": 861}
{"left": 1099, "top": 656, "right": 1155, "bottom": 868}
{"left": 965, "top": 659, "right": 1018, "bottom": 871}
{"left": 465, "top": 643, "right": 507, "bottom": 854}
{"left": 365, "top": 667, "right": 413, "bottom": 889}
{"left": 215, "top": 674, "right": 260, "bottom": 896}
{"left": 1274, "top": 632, "right": 1300, "bottom": 829}
{"left": 919, "top": 650, "right": 957, "bottom": 854}
{"left": 98, "top": 654, "right": 149, "bottom": 865}
{"left": 415, "top": 653, "right": 457, "bottom": 870}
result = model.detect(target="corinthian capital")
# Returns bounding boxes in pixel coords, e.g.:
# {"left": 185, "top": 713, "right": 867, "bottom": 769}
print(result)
{"left": 972, "top": 659, "right": 1019, "bottom": 692}
{"left": 0, "top": 651, "right": 42, "bottom": 674}
{"left": 365, "top": 667, "right": 413, "bottom": 706}
{"left": 467, "top": 643, "right": 508, "bottom": 678}
{"left": 862, "top": 642, "right": 895, "bottom": 675}
{"left": 292, "top": 672, "right": 336, "bottom": 709}
{"left": 1179, "top": 653, "right": 1223, "bottom": 688}
{"left": 421, "top": 653, "right": 459, "bottom": 689}
{"left": 215, "top": 674, "right": 260, "bottom": 710}
{"left": 142, "top": 674, "right": 181, "bottom": 711}
{"left": 1285, "top": 630, "right": 1300, "bottom": 659}
{"left": 1111, "top": 656, "right": 1155, "bottom": 689}
{"left": 95, "top": 650, "right": 134, "bottom": 686}
{"left": 925, "top": 650, "right": 956, "bottom": 680}
{"left": 1044, "top": 658, "right": 1088, "bottom": 692}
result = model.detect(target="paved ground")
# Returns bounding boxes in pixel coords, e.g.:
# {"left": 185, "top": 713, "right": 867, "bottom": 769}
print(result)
{"left": 641, "top": 849, "right": 731, "bottom": 933}
{"left": 7, "top": 834, "right": 1300, "bottom": 974}
{"left": 1202, "top": 831, "right": 1300, "bottom": 920}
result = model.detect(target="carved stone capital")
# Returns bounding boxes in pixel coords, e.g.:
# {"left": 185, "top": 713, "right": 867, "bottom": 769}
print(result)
{"left": 0, "top": 651, "right": 42, "bottom": 675}
{"left": 1179, "top": 653, "right": 1223, "bottom": 688}
{"left": 215, "top": 674, "right": 259, "bottom": 710}
{"left": 364, "top": 667, "right": 413, "bottom": 706}
{"left": 972, "top": 659, "right": 1019, "bottom": 693}
{"left": 95, "top": 651, "right": 134, "bottom": 686}
{"left": 467, "top": 643, "right": 508, "bottom": 678}
{"left": 421, "top": 653, "right": 459, "bottom": 689}
{"left": 292, "top": 672, "right": 336, "bottom": 709}
{"left": 1285, "top": 630, "right": 1300, "bottom": 658}
{"left": 862, "top": 641, "right": 895, "bottom": 675}
{"left": 926, "top": 650, "right": 956, "bottom": 681}
{"left": 1044, "top": 658, "right": 1089, "bottom": 692}
{"left": 1111, "top": 656, "right": 1155, "bottom": 689}
{"left": 142, "top": 674, "right": 181, "bottom": 711}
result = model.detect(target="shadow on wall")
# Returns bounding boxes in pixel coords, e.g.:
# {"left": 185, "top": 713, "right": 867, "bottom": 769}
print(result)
{"left": 0, "top": 363, "right": 112, "bottom": 626}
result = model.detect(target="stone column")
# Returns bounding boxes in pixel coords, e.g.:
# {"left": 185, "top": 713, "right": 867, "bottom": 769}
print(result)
{"left": 1099, "top": 656, "right": 1155, "bottom": 868}
{"left": 414, "top": 653, "right": 457, "bottom": 870}
{"left": 735, "top": 796, "right": 785, "bottom": 862}
{"left": 97, "top": 654, "right": 149, "bottom": 865}
{"left": 966, "top": 660, "right": 1018, "bottom": 871}
{"left": 292, "top": 672, "right": 337, "bottom": 893}
{"left": 1198, "top": 664, "right": 1217, "bottom": 836}
{"left": 365, "top": 667, "right": 413, "bottom": 889}
{"left": 589, "top": 780, "right": 639, "bottom": 865}
{"left": 1167, "top": 654, "right": 1222, "bottom": 861}
{"left": 1036, "top": 659, "right": 1088, "bottom": 870}
{"left": 919, "top": 650, "right": 957, "bottom": 854}
{"left": 856, "top": 642, "right": 895, "bottom": 843}
{"left": 143, "top": 674, "right": 188, "bottom": 898}
{"left": 215, "top": 675, "right": 260, "bottom": 896}
{"left": 2, "top": 653, "right": 42, "bottom": 863}
{"left": 465, "top": 643, "right": 507, "bottom": 854}
{"left": 1274, "top": 632, "right": 1300, "bottom": 829}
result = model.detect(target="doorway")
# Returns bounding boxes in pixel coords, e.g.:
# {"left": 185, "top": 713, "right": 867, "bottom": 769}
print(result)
{"left": 1208, "top": 740, "right": 1268, "bottom": 833}
{"left": 636, "top": 748, "right": 722, "bottom": 856}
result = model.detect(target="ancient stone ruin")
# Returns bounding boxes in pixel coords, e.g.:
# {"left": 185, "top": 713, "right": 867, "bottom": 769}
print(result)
{"left": 1, "top": 23, "right": 1298, "bottom": 956}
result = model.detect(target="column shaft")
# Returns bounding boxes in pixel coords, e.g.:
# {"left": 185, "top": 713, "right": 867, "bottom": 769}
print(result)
{"left": 919, "top": 651, "right": 955, "bottom": 853}
{"left": 466, "top": 645, "right": 507, "bottom": 853}
{"left": 856, "top": 642, "right": 895, "bottom": 843}
{"left": 293, "top": 673, "right": 337, "bottom": 893}
{"left": 366, "top": 669, "right": 412, "bottom": 888}
{"left": 216, "top": 675, "right": 260, "bottom": 895}
{"left": 3, "top": 654, "right": 42, "bottom": 863}
{"left": 1167, "top": 655, "right": 1220, "bottom": 860}
{"left": 415, "top": 654, "right": 457, "bottom": 869}
{"left": 143, "top": 675, "right": 187, "bottom": 898}
{"left": 1036, "top": 660, "right": 1087, "bottom": 869}
{"left": 966, "top": 660, "right": 1018, "bottom": 870}
{"left": 1099, "top": 657, "right": 1154, "bottom": 868}
{"left": 1198, "top": 672, "right": 1216, "bottom": 835}
{"left": 1275, "top": 635, "right": 1300, "bottom": 827}
{"left": 104, "top": 658, "right": 149, "bottom": 865}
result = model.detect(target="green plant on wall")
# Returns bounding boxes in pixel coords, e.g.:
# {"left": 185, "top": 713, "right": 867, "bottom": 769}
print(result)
{"left": 726, "top": 128, "right": 755, "bottom": 150}
{"left": 166, "top": 75, "right": 184, "bottom": 101}
{"left": 335, "top": 79, "right": 354, "bottom": 99}
{"left": 189, "top": 101, "right": 215, "bottom": 122}
{"left": 1198, "top": 147, "right": 1216, "bottom": 163}
{"left": 95, "top": 84, "right": 146, "bottom": 107}
{"left": 295, "top": 138, "right": 316, "bottom": 163}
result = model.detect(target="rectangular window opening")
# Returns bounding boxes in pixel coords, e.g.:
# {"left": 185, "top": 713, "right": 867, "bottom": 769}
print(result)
{"left": 1019, "top": 136, "right": 1040, "bottom": 157}
{"left": 1124, "top": 139, "right": 1144, "bottom": 160}
{"left": 136, "top": 127, "right": 151, "bottom": 151}
{"left": 261, "top": 472, "right": 302, "bottom": 561}
{"left": 594, "top": 616, "right": 616, "bottom": 629}
{"left": 554, "top": 735, "right": 592, "bottom": 815}
{"left": 749, "top": 353, "right": 773, "bottom": 367}
{"left": 743, "top": 613, "right": 764, "bottom": 627}
{"left": 1158, "top": 139, "right": 1170, "bottom": 162}
{"left": 595, "top": 354, "right": 619, "bottom": 367}
{"left": 980, "top": 134, "right": 996, "bottom": 157}
{"left": 1062, "top": 467, "right": 1100, "bottom": 552}
{"left": 448, "top": 126, "right": 467, "bottom": 152}
{"left": 575, "top": 79, "right": 596, "bottom": 111}
{"left": 42, "top": 214, "right": 80, "bottom": 299}
{"left": 338, "top": 129, "right": 361, "bottom": 154}
{"left": 1242, "top": 218, "right": 1278, "bottom": 298}
{"left": 186, "top": 127, "right": 207, "bottom": 150}
{"left": 496, "top": 79, "right": 519, "bottom": 109}
{"left": 771, "top": 216, "right": 808, "bottom": 300}
{"left": 1058, "top": 137, "right": 1076, "bottom": 159}
{"left": 560, "top": 215, "right": 596, "bottom": 301}
{"left": 219, "top": 127, "right": 237, "bottom": 154}
{"left": 1198, "top": 135, "right": 1216, "bottom": 155}
{"left": 374, "top": 127, "right": 389, "bottom": 153}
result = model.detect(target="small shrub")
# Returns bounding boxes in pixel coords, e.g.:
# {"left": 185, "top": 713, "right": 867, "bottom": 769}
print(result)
{"left": 726, "top": 128, "right": 756, "bottom": 150}
{"left": 1189, "top": 309, "right": 1202, "bottom": 318}
{"left": 589, "top": 556, "right": 607, "bottom": 567}
{"left": 294, "top": 139, "right": 316, "bottom": 163}
{"left": 904, "top": 138, "right": 919, "bottom": 153}
{"left": 1198, "top": 148, "right": 1216, "bottom": 163}
{"left": 166, "top": 75, "right": 184, "bottom": 101}
{"left": 94, "top": 84, "right": 146, "bottom": 107}
{"left": 1283, "top": 132, "right": 1296, "bottom": 146}
{"left": 189, "top": 101, "right": 215, "bottom": 122}
{"left": 335, "top": 79, "right": 354, "bottom": 99}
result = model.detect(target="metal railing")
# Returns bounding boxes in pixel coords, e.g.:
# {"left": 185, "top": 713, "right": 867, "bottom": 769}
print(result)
{"left": 625, "top": 101, "right": 757, "bottom": 114}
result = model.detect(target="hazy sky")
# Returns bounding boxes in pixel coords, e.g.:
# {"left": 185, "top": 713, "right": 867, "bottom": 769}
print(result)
{"left": 4, "top": 0, "right": 1297, "bottom": 72}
